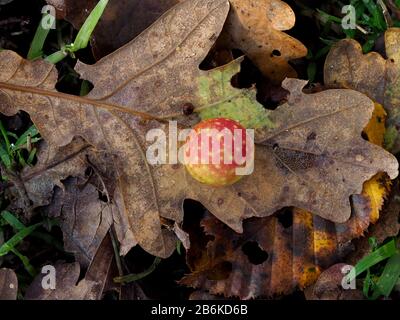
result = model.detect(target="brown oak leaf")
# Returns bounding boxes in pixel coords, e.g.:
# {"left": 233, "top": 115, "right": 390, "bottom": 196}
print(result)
{"left": 217, "top": 0, "right": 307, "bottom": 83}
{"left": 0, "top": 0, "right": 397, "bottom": 259}
{"left": 46, "top": 0, "right": 181, "bottom": 60}
{"left": 48, "top": 0, "right": 306, "bottom": 82}
{"left": 180, "top": 204, "right": 378, "bottom": 298}
{"left": 324, "top": 28, "right": 400, "bottom": 153}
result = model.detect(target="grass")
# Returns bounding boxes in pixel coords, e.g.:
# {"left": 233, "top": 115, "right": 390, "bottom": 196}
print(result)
{"left": 0, "top": 0, "right": 110, "bottom": 295}
{"left": 0, "top": 122, "right": 40, "bottom": 171}
{"left": 28, "top": 0, "right": 109, "bottom": 64}
{"left": 0, "top": 211, "right": 62, "bottom": 278}
{"left": 298, "top": 0, "right": 400, "bottom": 82}
{"left": 1, "top": 0, "right": 400, "bottom": 299}
{"left": 346, "top": 237, "right": 400, "bottom": 299}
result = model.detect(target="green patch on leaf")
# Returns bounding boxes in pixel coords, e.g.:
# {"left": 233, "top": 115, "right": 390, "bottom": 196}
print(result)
{"left": 196, "top": 58, "right": 274, "bottom": 129}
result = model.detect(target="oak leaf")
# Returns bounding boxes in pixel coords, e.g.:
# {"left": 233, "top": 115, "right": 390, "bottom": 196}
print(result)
{"left": 46, "top": 0, "right": 181, "bottom": 60}
{"left": 180, "top": 206, "right": 376, "bottom": 298}
{"left": 217, "top": 0, "right": 307, "bottom": 83}
{"left": 49, "top": 0, "right": 306, "bottom": 83}
{"left": 46, "top": 177, "right": 113, "bottom": 268}
{"left": 324, "top": 28, "right": 400, "bottom": 152}
{"left": 253, "top": 79, "right": 397, "bottom": 223}
{"left": 180, "top": 90, "right": 397, "bottom": 298}
{"left": 0, "top": 0, "right": 397, "bottom": 260}
{"left": 0, "top": 0, "right": 233, "bottom": 258}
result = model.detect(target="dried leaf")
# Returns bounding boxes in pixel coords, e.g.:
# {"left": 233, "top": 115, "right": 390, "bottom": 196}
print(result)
{"left": 9, "top": 138, "right": 91, "bottom": 210}
{"left": 0, "top": 0, "right": 397, "bottom": 260}
{"left": 360, "top": 103, "right": 392, "bottom": 224}
{"left": 324, "top": 28, "right": 400, "bottom": 152}
{"left": 50, "top": 0, "right": 306, "bottom": 83}
{"left": 254, "top": 79, "right": 397, "bottom": 223}
{"left": 46, "top": 177, "right": 113, "bottom": 268}
{"left": 25, "top": 262, "right": 99, "bottom": 300}
{"left": 217, "top": 0, "right": 307, "bottom": 83}
{"left": 84, "top": 233, "right": 116, "bottom": 300}
{"left": 46, "top": 0, "right": 181, "bottom": 60}
{"left": 182, "top": 108, "right": 394, "bottom": 298}
{"left": 347, "top": 179, "right": 400, "bottom": 265}
{"left": 181, "top": 206, "right": 376, "bottom": 298}
{"left": 363, "top": 103, "right": 387, "bottom": 146}
{"left": 305, "top": 263, "right": 364, "bottom": 300}
{"left": 0, "top": 0, "right": 232, "bottom": 258}
{"left": 0, "top": 268, "right": 18, "bottom": 300}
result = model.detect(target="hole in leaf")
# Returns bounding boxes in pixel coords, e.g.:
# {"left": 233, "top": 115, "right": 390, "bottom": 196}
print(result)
{"left": 272, "top": 49, "right": 281, "bottom": 57}
{"left": 242, "top": 241, "right": 269, "bottom": 265}
{"left": 98, "top": 191, "right": 109, "bottom": 203}
{"left": 85, "top": 167, "right": 93, "bottom": 177}
{"left": 276, "top": 207, "right": 293, "bottom": 228}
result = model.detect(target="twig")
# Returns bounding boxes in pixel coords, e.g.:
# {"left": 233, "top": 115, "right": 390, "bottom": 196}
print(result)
{"left": 379, "top": 0, "right": 393, "bottom": 27}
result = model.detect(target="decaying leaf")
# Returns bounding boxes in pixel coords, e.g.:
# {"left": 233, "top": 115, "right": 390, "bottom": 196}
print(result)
{"left": 254, "top": 79, "right": 397, "bottom": 223}
{"left": 182, "top": 111, "right": 394, "bottom": 298}
{"left": 347, "top": 179, "right": 400, "bottom": 265}
{"left": 217, "top": 0, "right": 307, "bottom": 83}
{"left": 25, "top": 262, "right": 98, "bottom": 300}
{"left": 46, "top": 177, "right": 113, "bottom": 268}
{"left": 305, "top": 263, "right": 364, "bottom": 300}
{"left": 83, "top": 233, "right": 116, "bottom": 299}
{"left": 360, "top": 103, "right": 392, "bottom": 224}
{"left": 180, "top": 205, "right": 378, "bottom": 299}
{"left": 8, "top": 138, "right": 91, "bottom": 210}
{"left": 324, "top": 28, "right": 400, "bottom": 152}
{"left": 50, "top": 0, "right": 306, "bottom": 83}
{"left": 0, "top": 268, "right": 18, "bottom": 300}
{"left": 0, "top": 0, "right": 397, "bottom": 260}
{"left": 46, "top": 0, "right": 180, "bottom": 60}
{"left": 0, "top": 0, "right": 233, "bottom": 258}
{"left": 25, "top": 234, "right": 114, "bottom": 300}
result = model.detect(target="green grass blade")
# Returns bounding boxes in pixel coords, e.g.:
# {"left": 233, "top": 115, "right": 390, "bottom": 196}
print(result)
{"left": 1, "top": 211, "right": 63, "bottom": 251}
{"left": 45, "top": 49, "right": 68, "bottom": 64}
{"left": 0, "top": 144, "right": 12, "bottom": 169}
{"left": 0, "top": 120, "right": 11, "bottom": 154}
{"left": 346, "top": 239, "right": 397, "bottom": 282}
{"left": 80, "top": 80, "right": 92, "bottom": 96}
{"left": 1, "top": 211, "right": 25, "bottom": 230}
{"left": 14, "top": 125, "right": 39, "bottom": 149}
{"left": 16, "top": 150, "right": 27, "bottom": 168}
{"left": 362, "top": 0, "right": 386, "bottom": 30}
{"left": 114, "top": 257, "right": 162, "bottom": 284}
{"left": 6, "top": 132, "right": 18, "bottom": 140}
{"left": 176, "top": 240, "right": 182, "bottom": 255}
{"left": 0, "top": 223, "right": 42, "bottom": 256}
{"left": 72, "top": 0, "right": 109, "bottom": 51}
{"left": 11, "top": 248, "right": 36, "bottom": 277}
{"left": 371, "top": 252, "right": 400, "bottom": 299}
{"left": 363, "top": 269, "right": 375, "bottom": 298}
{"left": 27, "top": 148, "right": 37, "bottom": 165}
{"left": 27, "top": 14, "right": 52, "bottom": 60}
